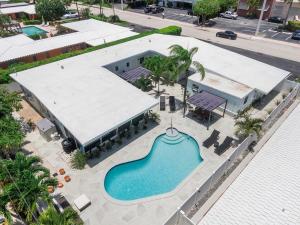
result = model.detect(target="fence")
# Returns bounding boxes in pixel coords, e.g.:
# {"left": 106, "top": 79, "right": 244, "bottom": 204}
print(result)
{"left": 164, "top": 83, "right": 300, "bottom": 225}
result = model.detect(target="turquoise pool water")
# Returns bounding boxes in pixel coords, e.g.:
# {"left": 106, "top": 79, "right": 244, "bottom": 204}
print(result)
{"left": 22, "top": 26, "right": 47, "bottom": 36}
{"left": 104, "top": 130, "right": 203, "bottom": 201}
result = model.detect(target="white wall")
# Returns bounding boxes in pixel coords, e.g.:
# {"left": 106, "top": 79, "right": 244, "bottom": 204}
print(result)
{"left": 187, "top": 79, "right": 257, "bottom": 114}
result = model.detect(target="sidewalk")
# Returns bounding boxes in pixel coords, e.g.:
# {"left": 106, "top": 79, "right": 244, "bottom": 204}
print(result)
{"left": 72, "top": 4, "right": 300, "bottom": 62}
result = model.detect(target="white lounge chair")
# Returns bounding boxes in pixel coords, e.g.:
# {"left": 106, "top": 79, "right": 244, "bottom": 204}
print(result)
{"left": 74, "top": 194, "right": 91, "bottom": 211}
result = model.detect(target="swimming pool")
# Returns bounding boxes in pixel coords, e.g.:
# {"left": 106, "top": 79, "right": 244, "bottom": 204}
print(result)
{"left": 22, "top": 26, "right": 48, "bottom": 36}
{"left": 104, "top": 128, "right": 203, "bottom": 201}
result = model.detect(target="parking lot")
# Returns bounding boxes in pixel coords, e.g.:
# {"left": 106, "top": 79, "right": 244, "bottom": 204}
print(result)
{"left": 128, "top": 7, "right": 300, "bottom": 44}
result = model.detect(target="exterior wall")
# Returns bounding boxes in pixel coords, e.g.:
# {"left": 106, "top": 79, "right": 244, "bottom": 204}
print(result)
{"left": 187, "top": 79, "right": 257, "bottom": 114}
{"left": 0, "top": 43, "right": 88, "bottom": 69}
{"left": 237, "top": 0, "right": 274, "bottom": 19}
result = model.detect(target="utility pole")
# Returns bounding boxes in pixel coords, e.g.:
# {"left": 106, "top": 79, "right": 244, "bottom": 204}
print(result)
{"left": 255, "top": 0, "right": 267, "bottom": 36}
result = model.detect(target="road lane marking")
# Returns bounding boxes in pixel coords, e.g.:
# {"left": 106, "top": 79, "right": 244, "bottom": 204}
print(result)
{"left": 271, "top": 32, "right": 280, "bottom": 38}
{"left": 285, "top": 34, "right": 293, "bottom": 40}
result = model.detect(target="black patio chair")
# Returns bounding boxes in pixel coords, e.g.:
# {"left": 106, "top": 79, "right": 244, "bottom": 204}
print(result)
{"left": 203, "top": 129, "right": 220, "bottom": 148}
{"left": 160, "top": 96, "right": 165, "bottom": 111}
{"left": 215, "top": 136, "right": 234, "bottom": 155}
{"left": 169, "top": 96, "right": 176, "bottom": 112}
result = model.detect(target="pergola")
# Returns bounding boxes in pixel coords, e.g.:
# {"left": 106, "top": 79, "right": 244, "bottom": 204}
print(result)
{"left": 119, "top": 66, "right": 151, "bottom": 83}
{"left": 187, "top": 91, "right": 227, "bottom": 129}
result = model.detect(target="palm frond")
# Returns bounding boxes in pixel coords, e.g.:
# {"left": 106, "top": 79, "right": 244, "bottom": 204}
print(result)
{"left": 193, "top": 61, "right": 205, "bottom": 80}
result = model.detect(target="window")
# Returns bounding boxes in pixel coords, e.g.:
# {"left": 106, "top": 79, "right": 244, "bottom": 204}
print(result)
{"left": 192, "top": 84, "right": 199, "bottom": 92}
{"left": 126, "top": 62, "right": 130, "bottom": 67}
{"left": 139, "top": 57, "right": 144, "bottom": 64}
{"left": 244, "top": 96, "right": 249, "bottom": 104}
{"left": 115, "top": 66, "right": 119, "bottom": 71}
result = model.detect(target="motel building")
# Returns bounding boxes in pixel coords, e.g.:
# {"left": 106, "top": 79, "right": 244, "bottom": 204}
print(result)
{"left": 11, "top": 33, "right": 291, "bottom": 152}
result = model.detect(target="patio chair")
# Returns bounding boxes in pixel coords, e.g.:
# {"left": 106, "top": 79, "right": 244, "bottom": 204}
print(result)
{"left": 169, "top": 96, "right": 176, "bottom": 112}
{"left": 215, "top": 136, "right": 234, "bottom": 155}
{"left": 160, "top": 96, "right": 166, "bottom": 111}
{"left": 203, "top": 129, "right": 220, "bottom": 148}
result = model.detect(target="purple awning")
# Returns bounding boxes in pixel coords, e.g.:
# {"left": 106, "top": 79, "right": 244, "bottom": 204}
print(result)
{"left": 120, "top": 66, "right": 151, "bottom": 83}
{"left": 187, "top": 91, "right": 226, "bottom": 112}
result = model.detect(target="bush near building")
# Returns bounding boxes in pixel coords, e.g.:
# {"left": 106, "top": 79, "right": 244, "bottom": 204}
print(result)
{"left": 22, "top": 19, "right": 42, "bottom": 25}
{"left": 287, "top": 20, "right": 300, "bottom": 32}
{"left": 0, "top": 25, "right": 182, "bottom": 84}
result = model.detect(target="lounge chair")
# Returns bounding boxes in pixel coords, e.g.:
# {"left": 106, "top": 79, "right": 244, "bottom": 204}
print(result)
{"left": 203, "top": 129, "right": 220, "bottom": 148}
{"left": 215, "top": 136, "right": 234, "bottom": 155}
{"left": 160, "top": 96, "right": 166, "bottom": 111}
{"left": 169, "top": 96, "right": 176, "bottom": 112}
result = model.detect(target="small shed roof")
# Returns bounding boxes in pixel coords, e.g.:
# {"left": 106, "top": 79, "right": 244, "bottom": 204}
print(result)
{"left": 36, "top": 118, "right": 55, "bottom": 132}
{"left": 120, "top": 66, "right": 151, "bottom": 83}
{"left": 187, "top": 91, "right": 226, "bottom": 111}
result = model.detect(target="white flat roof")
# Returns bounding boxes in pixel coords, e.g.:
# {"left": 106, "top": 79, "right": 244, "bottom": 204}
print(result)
{"left": 11, "top": 34, "right": 289, "bottom": 144}
{"left": 189, "top": 71, "right": 253, "bottom": 99}
{"left": 0, "top": 19, "right": 137, "bottom": 63}
{"left": 0, "top": 34, "right": 33, "bottom": 56}
{"left": 199, "top": 104, "right": 300, "bottom": 225}
{"left": 0, "top": 4, "right": 35, "bottom": 14}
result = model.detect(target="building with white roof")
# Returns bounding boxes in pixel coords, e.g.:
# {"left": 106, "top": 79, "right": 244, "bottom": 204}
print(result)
{"left": 198, "top": 103, "right": 300, "bottom": 225}
{"left": 0, "top": 19, "right": 137, "bottom": 68}
{"left": 0, "top": 3, "right": 36, "bottom": 19}
{"left": 11, "top": 34, "right": 290, "bottom": 150}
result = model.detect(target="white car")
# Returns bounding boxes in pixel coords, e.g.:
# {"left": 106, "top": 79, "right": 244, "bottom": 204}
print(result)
{"left": 219, "top": 11, "right": 238, "bottom": 20}
{"left": 61, "top": 11, "right": 79, "bottom": 19}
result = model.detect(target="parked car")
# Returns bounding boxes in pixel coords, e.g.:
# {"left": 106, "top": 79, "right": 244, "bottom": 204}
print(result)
{"left": 219, "top": 11, "right": 238, "bottom": 20}
{"left": 144, "top": 5, "right": 164, "bottom": 14}
{"left": 216, "top": 30, "right": 237, "bottom": 40}
{"left": 268, "top": 16, "right": 284, "bottom": 23}
{"left": 291, "top": 30, "right": 300, "bottom": 40}
{"left": 61, "top": 11, "right": 79, "bottom": 19}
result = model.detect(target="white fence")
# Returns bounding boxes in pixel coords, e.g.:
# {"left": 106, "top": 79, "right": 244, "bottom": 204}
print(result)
{"left": 164, "top": 83, "right": 300, "bottom": 225}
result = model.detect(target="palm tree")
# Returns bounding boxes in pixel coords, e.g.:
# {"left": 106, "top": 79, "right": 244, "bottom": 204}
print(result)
{"left": 143, "top": 55, "right": 170, "bottom": 94}
{"left": 111, "top": 0, "right": 116, "bottom": 17}
{"left": 235, "top": 114, "right": 263, "bottom": 139}
{"left": 32, "top": 206, "right": 82, "bottom": 225}
{"left": 168, "top": 45, "right": 205, "bottom": 116}
{"left": 284, "top": 0, "right": 294, "bottom": 24}
{"left": 135, "top": 76, "right": 152, "bottom": 92}
{"left": 0, "top": 153, "right": 57, "bottom": 223}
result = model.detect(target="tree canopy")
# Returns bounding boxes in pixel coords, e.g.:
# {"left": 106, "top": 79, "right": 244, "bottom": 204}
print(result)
{"left": 218, "top": 0, "right": 238, "bottom": 12}
{"left": 36, "top": 0, "right": 66, "bottom": 22}
{"left": 193, "top": 0, "right": 220, "bottom": 24}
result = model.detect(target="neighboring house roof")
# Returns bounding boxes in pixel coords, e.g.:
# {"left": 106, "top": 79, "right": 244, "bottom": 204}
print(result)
{"left": 198, "top": 104, "right": 300, "bottom": 225}
{"left": 0, "top": 4, "right": 35, "bottom": 14}
{"left": 0, "top": 19, "right": 138, "bottom": 63}
{"left": 11, "top": 34, "right": 289, "bottom": 145}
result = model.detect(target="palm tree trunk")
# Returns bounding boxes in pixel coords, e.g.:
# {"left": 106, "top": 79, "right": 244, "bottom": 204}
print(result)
{"left": 284, "top": 1, "right": 293, "bottom": 25}
{"left": 157, "top": 81, "right": 160, "bottom": 94}
{"left": 99, "top": 0, "right": 103, "bottom": 15}
{"left": 182, "top": 70, "right": 189, "bottom": 117}
{"left": 75, "top": 1, "right": 80, "bottom": 20}
{"left": 112, "top": 0, "right": 116, "bottom": 17}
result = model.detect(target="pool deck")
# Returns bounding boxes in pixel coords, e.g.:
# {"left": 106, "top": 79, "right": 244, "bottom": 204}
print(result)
{"left": 21, "top": 83, "right": 237, "bottom": 225}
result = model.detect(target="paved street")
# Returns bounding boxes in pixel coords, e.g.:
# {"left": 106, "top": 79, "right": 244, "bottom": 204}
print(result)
{"left": 72, "top": 4, "right": 300, "bottom": 63}
{"left": 127, "top": 7, "right": 299, "bottom": 44}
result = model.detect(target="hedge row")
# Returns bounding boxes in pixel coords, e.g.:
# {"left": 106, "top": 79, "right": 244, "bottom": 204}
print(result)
{"left": 23, "top": 19, "right": 42, "bottom": 25}
{"left": 287, "top": 20, "right": 300, "bottom": 32}
{"left": 0, "top": 25, "right": 182, "bottom": 84}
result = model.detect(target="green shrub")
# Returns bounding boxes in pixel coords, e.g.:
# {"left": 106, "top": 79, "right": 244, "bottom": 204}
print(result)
{"left": 29, "top": 34, "right": 41, "bottom": 40}
{"left": 71, "top": 150, "right": 86, "bottom": 170}
{"left": 0, "top": 26, "right": 182, "bottom": 84}
{"left": 158, "top": 26, "right": 182, "bottom": 36}
{"left": 23, "top": 19, "right": 42, "bottom": 25}
{"left": 107, "top": 15, "right": 120, "bottom": 23}
{"left": 287, "top": 20, "right": 300, "bottom": 32}
{"left": 90, "top": 14, "right": 108, "bottom": 22}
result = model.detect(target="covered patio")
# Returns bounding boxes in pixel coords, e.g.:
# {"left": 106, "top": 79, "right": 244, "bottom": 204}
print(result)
{"left": 119, "top": 66, "right": 151, "bottom": 83}
{"left": 187, "top": 91, "right": 227, "bottom": 129}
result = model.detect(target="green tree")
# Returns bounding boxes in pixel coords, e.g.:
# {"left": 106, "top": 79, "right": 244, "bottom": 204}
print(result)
{"left": 143, "top": 56, "right": 172, "bottom": 94}
{"left": 193, "top": 0, "right": 220, "bottom": 25}
{"left": 36, "top": 0, "right": 66, "bottom": 22}
{"left": 0, "top": 88, "right": 22, "bottom": 118}
{"left": 235, "top": 114, "right": 263, "bottom": 139}
{"left": 135, "top": 76, "right": 152, "bottom": 92}
{"left": 71, "top": 150, "right": 86, "bottom": 170}
{"left": 32, "top": 206, "right": 83, "bottom": 225}
{"left": 218, "top": 0, "right": 237, "bottom": 12}
{"left": 168, "top": 45, "right": 205, "bottom": 116}
{"left": 246, "top": 0, "right": 260, "bottom": 16}
{"left": 0, "top": 152, "right": 57, "bottom": 223}
{"left": 0, "top": 116, "right": 24, "bottom": 159}
{"left": 0, "top": 13, "right": 11, "bottom": 27}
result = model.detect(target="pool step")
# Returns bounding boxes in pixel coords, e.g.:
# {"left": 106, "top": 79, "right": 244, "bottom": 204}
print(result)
{"left": 161, "top": 134, "right": 186, "bottom": 144}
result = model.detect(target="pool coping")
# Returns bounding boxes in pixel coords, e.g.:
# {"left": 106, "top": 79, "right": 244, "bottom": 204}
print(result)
{"left": 100, "top": 129, "right": 205, "bottom": 206}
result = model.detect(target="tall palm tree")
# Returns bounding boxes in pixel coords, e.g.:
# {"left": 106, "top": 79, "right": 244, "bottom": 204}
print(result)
{"left": 0, "top": 153, "right": 57, "bottom": 223}
{"left": 111, "top": 0, "right": 116, "bottom": 17}
{"left": 284, "top": 0, "right": 294, "bottom": 24}
{"left": 32, "top": 206, "right": 83, "bottom": 225}
{"left": 168, "top": 45, "right": 205, "bottom": 116}
{"left": 235, "top": 114, "right": 263, "bottom": 139}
